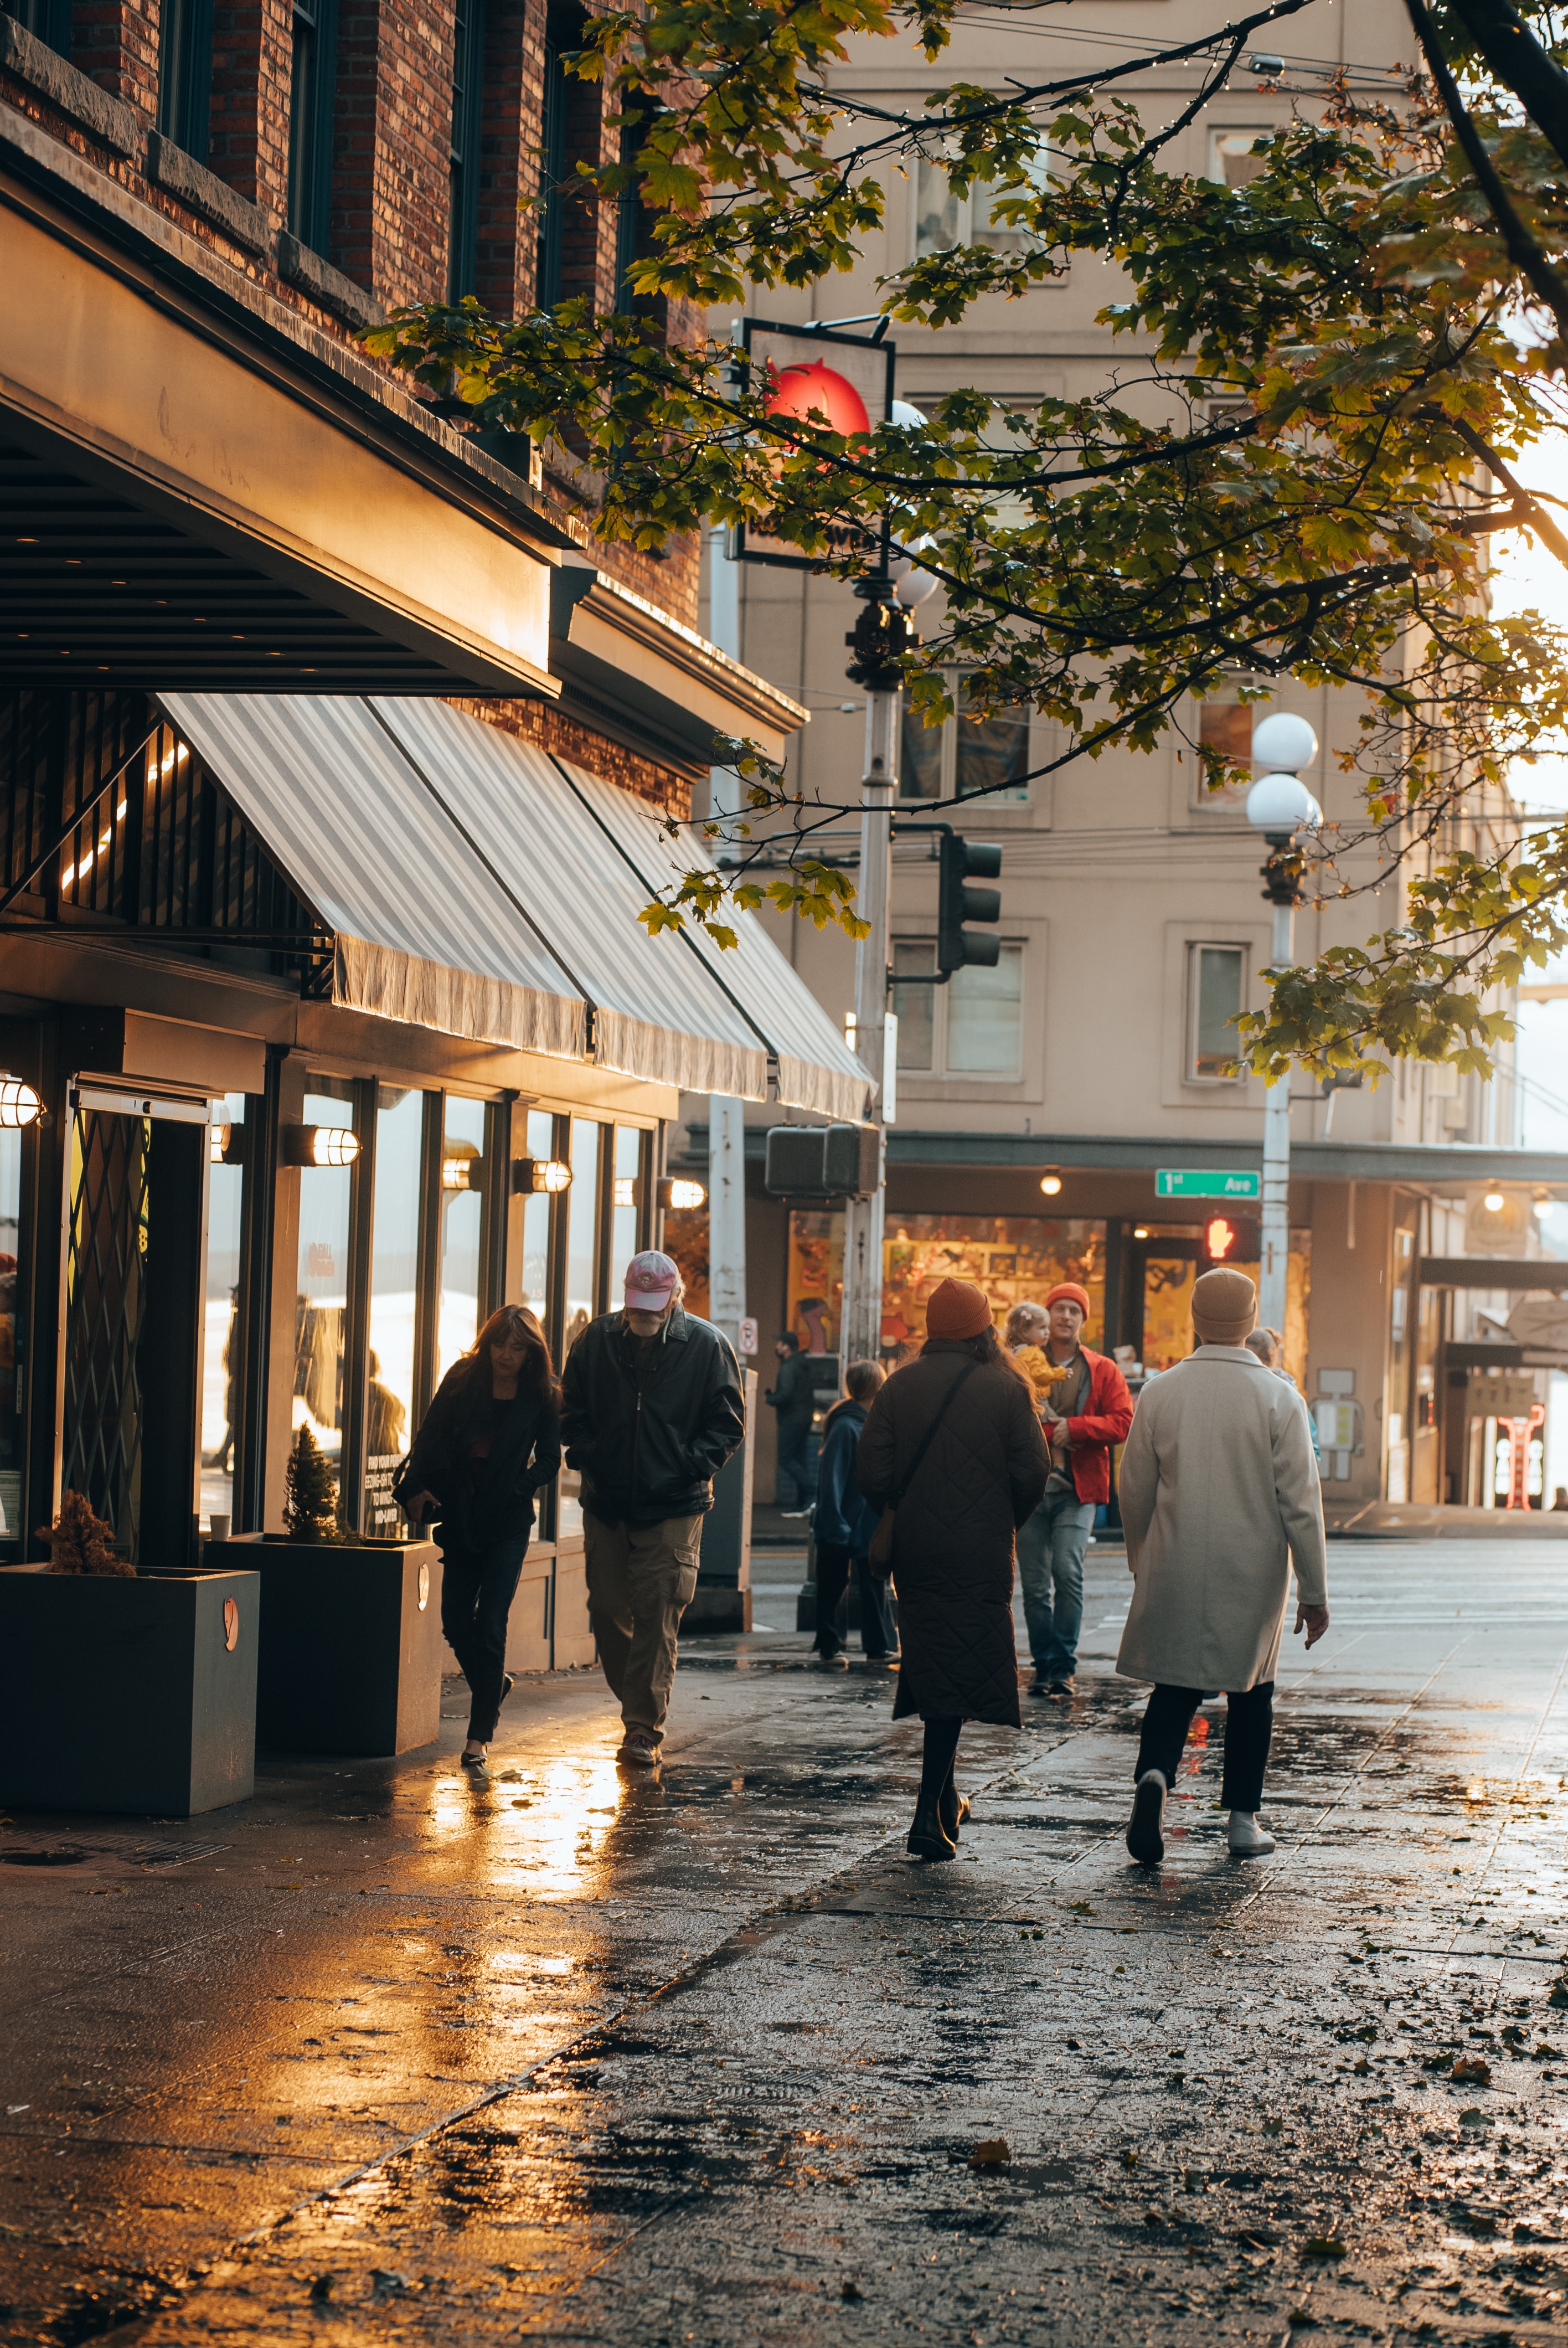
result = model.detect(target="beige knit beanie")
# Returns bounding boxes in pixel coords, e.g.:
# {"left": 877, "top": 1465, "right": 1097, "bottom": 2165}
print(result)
{"left": 1191, "top": 1266, "right": 1258, "bottom": 1346}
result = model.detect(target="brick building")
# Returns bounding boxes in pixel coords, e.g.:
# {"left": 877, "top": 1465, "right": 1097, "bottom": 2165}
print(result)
{"left": 0, "top": 0, "right": 866, "bottom": 1659}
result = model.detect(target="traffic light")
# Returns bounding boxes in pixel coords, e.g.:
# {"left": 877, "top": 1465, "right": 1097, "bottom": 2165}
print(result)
{"left": 937, "top": 834, "right": 1002, "bottom": 974}
{"left": 764, "top": 1123, "right": 882, "bottom": 1199}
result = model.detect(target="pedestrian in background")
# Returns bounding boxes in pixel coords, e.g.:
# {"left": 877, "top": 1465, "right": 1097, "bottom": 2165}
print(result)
{"left": 560, "top": 1252, "right": 744, "bottom": 1770}
{"left": 857, "top": 1278, "right": 1050, "bottom": 1861}
{"left": 1014, "top": 1283, "right": 1133, "bottom": 1700}
{"left": 398, "top": 1305, "right": 561, "bottom": 1774}
{"left": 1246, "top": 1324, "right": 1320, "bottom": 1463}
{"left": 1117, "top": 1267, "right": 1328, "bottom": 1864}
{"left": 809, "top": 1358, "right": 896, "bottom": 1671}
{"left": 766, "top": 1331, "right": 817, "bottom": 1516}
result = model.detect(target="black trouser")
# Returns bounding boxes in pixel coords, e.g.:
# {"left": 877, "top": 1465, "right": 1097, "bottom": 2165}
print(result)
{"left": 813, "top": 1541, "right": 898, "bottom": 1657}
{"left": 775, "top": 1416, "right": 812, "bottom": 1506}
{"left": 1134, "top": 1681, "right": 1275, "bottom": 1814}
{"left": 440, "top": 1534, "right": 529, "bottom": 1742}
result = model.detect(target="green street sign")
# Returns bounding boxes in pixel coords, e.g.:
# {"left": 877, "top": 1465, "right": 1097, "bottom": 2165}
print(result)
{"left": 1155, "top": 1168, "right": 1261, "bottom": 1200}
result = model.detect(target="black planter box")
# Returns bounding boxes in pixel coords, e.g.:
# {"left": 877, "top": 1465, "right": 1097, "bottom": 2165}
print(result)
{"left": 207, "top": 1537, "right": 443, "bottom": 1757}
{"left": 0, "top": 1566, "right": 260, "bottom": 1816}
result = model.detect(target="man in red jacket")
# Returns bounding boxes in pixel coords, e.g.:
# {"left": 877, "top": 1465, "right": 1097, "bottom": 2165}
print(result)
{"left": 1015, "top": 1281, "right": 1134, "bottom": 1697}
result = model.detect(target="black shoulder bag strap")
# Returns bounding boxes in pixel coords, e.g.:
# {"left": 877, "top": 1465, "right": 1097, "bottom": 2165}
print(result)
{"left": 867, "top": 1357, "right": 981, "bottom": 1575}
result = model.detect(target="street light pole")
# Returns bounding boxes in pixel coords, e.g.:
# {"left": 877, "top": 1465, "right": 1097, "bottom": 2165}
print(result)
{"left": 1246, "top": 713, "right": 1322, "bottom": 1340}
{"left": 840, "top": 677, "right": 896, "bottom": 1370}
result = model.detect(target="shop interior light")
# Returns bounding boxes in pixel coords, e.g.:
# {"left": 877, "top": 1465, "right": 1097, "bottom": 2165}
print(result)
{"left": 0, "top": 1078, "right": 43, "bottom": 1127}
{"left": 1040, "top": 1170, "right": 1063, "bottom": 1197}
{"left": 1536, "top": 1197, "right": 1556, "bottom": 1220}
{"left": 1133, "top": 1225, "right": 1150, "bottom": 1239}
{"left": 659, "top": 1177, "right": 706, "bottom": 1212}
{"left": 613, "top": 1176, "right": 637, "bottom": 1208}
{"left": 1483, "top": 1190, "right": 1506, "bottom": 1213}
{"left": 283, "top": 1123, "right": 360, "bottom": 1168}
{"left": 512, "top": 1157, "right": 572, "bottom": 1196}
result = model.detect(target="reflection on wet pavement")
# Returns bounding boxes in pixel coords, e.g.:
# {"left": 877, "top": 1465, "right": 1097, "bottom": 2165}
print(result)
{"left": 6, "top": 1542, "right": 1568, "bottom": 2343}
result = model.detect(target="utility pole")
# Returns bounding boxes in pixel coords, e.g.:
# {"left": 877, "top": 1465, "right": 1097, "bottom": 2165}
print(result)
{"left": 845, "top": 634, "right": 892, "bottom": 1371}
{"left": 706, "top": 521, "right": 747, "bottom": 1357}
{"left": 1246, "top": 713, "right": 1322, "bottom": 1339}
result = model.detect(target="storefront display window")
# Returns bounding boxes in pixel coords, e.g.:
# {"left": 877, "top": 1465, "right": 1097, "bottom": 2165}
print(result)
{"left": 517, "top": 1108, "right": 555, "bottom": 1330}
{"left": 365, "top": 1086, "right": 422, "bottom": 1535}
{"left": 200, "top": 1091, "right": 246, "bottom": 1531}
{"left": 557, "top": 1116, "right": 604, "bottom": 1539}
{"left": 0, "top": 1127, "right": 22, "bottom": 1546}
{"left": 784, "top": 1211, "right": 1108, "bottom": 1364}
{"left": 611, "top": 1126, "right": 642, "bottom": 1295}
{"left": 294, "top": 1083, "right": 354, "bottom": 1484}
{"left": 437, "top": 1094, "right": 486, "bottom": 1386}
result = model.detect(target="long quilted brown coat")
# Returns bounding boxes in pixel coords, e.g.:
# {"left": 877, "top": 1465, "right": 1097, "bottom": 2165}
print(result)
{"left": 856, "top": 1340, "right": 1051, "bottom": 1726}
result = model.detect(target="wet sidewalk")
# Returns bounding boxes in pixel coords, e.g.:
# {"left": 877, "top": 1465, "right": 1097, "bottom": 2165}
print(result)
{"left": 6, "top": 1538, "right": 1568, "bottom": 2346}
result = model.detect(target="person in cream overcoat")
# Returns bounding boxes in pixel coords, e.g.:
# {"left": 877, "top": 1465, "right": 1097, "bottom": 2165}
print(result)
{"left": 1117, "top": 1266, "right": 1329, "bottom": 1864}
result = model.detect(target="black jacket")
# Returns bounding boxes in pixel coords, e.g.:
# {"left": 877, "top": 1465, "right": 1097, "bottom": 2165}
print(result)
{"left": 560, "top": 1307, "right": 745, "bottom": 1527}
{"left": 765, "top": 1350, "right": 816, "bottom": 1424}
{"left": 398, "top": 1365, "right": 561, "bottom": 1553}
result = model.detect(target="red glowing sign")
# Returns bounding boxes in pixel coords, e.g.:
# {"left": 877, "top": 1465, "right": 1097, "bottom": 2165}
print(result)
{"left": 1206, "top": 1216, "right": 1237, "bottom": 1260}
{"left": 761, "top": 359, "right": 872, "bottom": 437}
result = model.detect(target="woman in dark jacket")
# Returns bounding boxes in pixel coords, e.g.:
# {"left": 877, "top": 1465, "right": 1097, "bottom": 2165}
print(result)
{"left": 400, "top": 1304, "right": 561, "bottom": 1773}
{"left": 857, "top": 1277, "right": 1050, "bottom": 1859}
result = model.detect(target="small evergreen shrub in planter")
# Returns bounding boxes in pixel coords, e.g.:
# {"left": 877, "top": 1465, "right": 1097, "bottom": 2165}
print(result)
{"left": 207, "top": 1430, "right": 442, "bottom": 1758}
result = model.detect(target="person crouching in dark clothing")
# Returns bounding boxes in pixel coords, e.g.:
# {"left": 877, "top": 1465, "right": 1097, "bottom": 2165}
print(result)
{"left": 398, "top": 1304, "right": 561, "bottom": 1774}
{"left": 810, "top": 1359, "right": 895, "bottom": 1671}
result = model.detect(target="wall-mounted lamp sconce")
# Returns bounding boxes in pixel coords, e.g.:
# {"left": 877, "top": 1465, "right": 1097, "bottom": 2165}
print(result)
{"left": 1039, "top": 1170, "right": 1062, "bottom": 1197}
{"left": 442, "top": 1153, "right": 482, "bottom": 1192}
{"left": 613, "top": 1176, "right": 637, "bottom": 1208}
{"left": 282, "top": 1123, "right": 360, "bottom": 1168}
{"left": 511, "top": 1156, "right": 572, "bottom": 1195}
{"left": 210, "top": 1122, "right": 249, "bottom": 1166}
{"left": 659, "top": 1177, "right": 706, "bottom": 1211}
{"left": 0, "top": 1077, "right": 44, "bottom": 1127}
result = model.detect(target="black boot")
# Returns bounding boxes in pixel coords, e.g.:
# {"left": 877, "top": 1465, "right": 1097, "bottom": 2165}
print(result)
{"left": 907, "top": 1793, "right": 957, "bottom": 1862}
{"left": 938, "top": 1784, "right": 971, "bottom": 1843}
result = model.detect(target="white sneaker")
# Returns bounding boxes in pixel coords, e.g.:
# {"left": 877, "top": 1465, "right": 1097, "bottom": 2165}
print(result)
{"left": 808, "top": 1651, "right": 850, "bottom": 1671}
{"left": 1227, "top": 1810, "right": 1275, "bottom": 1856}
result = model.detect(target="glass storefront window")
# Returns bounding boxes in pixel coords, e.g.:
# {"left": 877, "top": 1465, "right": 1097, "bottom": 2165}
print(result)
{"left": 0, "top": 1127, "right": 22, "bottom": 1546}
{"left": 517, "top": 1108, "right": 554, "bottom": 1330}
{"left": 557, "top": 1117, "right": 603, "bottom": 1539}
{"left": 365, "top": 1086, "right": 422, "bottom": 1535}
{"left": 294, "top": 1083, "right": 354, "bottom": 1493}
{"left": 201, "top": 1091, "right": 246, "bottom": 1531}
{"left": 610, "top": 1127, "right": 642, "bottom": 1295}
{"left": 437, "top": 1094, "right": 486, "bottom": 1387}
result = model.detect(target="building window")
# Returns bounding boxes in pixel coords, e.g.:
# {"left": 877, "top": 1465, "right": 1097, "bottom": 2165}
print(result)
{"left": 914, "top": 153, "right": 1048, "bottom": 258}
{"left": 1207, "top": 128, "right": 1271, "bottom": 186}
{"left": 447, "top": 0, "right": 487, "bottom": 299}
{"left": 893, "top": 941, "right": 1024, "bottom": 1078}
{"left": 901, "top": 679, "right": 1030, "bottom": 804}
{"left": 10, "top": 0, "right": 71, "bottom": 54}
{"left": 1187, "top": 943, "right": 1247, "bottom": 1082}
{"left": 286, "top": 0, "right": 339, "bottom": 251}
{"left": 535, "top": 6, "right": 576, "bottom": 307}
{"left": 157, "top": 0, "right": 215, "bottom": 159}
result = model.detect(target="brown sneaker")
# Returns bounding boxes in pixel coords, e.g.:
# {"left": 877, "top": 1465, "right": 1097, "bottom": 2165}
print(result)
{"left": 616, "top": 1729, "right": 660, "bottom": 1769}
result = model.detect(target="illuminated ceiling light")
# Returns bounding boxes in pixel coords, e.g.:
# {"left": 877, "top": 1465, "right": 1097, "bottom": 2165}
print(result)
{"left": 1483, "top": 1191, "right": 1505, "bottom": 1213}
{"left": 0, "top": 1078, "right": 43, "bottom": 1127}
{"left": 1534, "top": 1196, "right": 1555, "bottom": 1220}
{"left": 1133, "top": 1226, "right": 1150, "bottom": 1239}
{"left": 282, "top": 1123, "right": 359, "bottom": 1168}
{"left": 1040, "top": 1170, "right": 1063, "bottom": 1197}
{"left": 613, "top": 1177, "right": 637, "bottom": 1208}
{"left": 660, "top": 1177, "right": 706, "bottom": 1212}
{"left": 512, "top": 1156, "right": 571, "bottom": 1195}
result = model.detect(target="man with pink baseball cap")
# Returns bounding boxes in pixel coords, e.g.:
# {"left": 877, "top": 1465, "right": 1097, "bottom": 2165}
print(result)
{"left": 559, "top": 1250, "right": 745, "bottom": 1767}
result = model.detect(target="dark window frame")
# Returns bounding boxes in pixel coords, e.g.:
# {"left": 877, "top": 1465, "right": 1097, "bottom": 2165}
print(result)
{"left": 447, "top": 0, "right": 487, "bottom": 300}
{"left": 157, "top": 0, "right": 216, "bottom": 161}
{"left": 286, "top": 0, "right": 340, "bottom": 253}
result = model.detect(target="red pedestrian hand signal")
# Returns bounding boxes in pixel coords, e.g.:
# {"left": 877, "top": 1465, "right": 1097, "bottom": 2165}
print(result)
{"left": 1205, "top": 1216, "right": 1236, "bottom": 1260}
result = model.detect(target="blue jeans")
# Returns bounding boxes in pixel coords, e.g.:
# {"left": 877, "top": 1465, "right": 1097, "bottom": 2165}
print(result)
{"left": 1017, "top": 1486, "right": 1094, "bottom": 1679}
